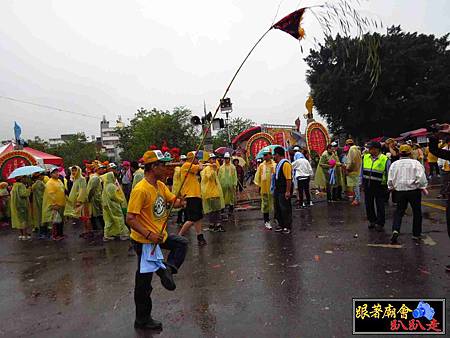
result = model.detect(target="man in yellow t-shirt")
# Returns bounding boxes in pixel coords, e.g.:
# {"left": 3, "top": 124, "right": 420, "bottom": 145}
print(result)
{"left": 425, "top": 145, "right": 440, "bottom": 178}
{"left": 178, "top": 151, "right": 207, "bottom": 246}
{"left": 273, "top": 146, "right": 293, "bottom": 234}
{"left": 126, "top": 150, "right": 187, "bottom": 331}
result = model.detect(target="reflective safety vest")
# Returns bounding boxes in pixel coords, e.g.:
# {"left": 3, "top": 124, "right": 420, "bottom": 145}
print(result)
{"left": 362, "top": 153, "right": 388, "bottom": 185}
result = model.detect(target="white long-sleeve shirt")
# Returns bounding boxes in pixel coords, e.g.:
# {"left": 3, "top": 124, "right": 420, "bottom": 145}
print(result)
{"left": 292, "top": 158, "right": 313, "bottom": 179}
{"left": 387, "top": 158, "right": 428, "bottom": 191}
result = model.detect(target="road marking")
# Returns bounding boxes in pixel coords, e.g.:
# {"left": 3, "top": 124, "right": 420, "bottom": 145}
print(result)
{"left": 421, "top": 201, "right": 446, "bottom": 211}
{"left": 367, "top": 244, "right": 403, "bottom": 249}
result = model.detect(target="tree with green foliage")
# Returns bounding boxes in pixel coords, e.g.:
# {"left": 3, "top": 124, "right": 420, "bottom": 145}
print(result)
{"left": 117, "top": 107, "right": 199, "bottom": 160}
{"left": 212, "top": 117, "right": 255, "bottom": 149}
{"left": 305, "top": 26, "right": 450, "bottom": 141}
{"left": 26, "top": 137, "right": 49, "bottom": 152}
{"left": 51, "top": 133, "right": 106, "bottom": 167}
{"left": 26, "top": 134, "right": 105, "bottom": 167}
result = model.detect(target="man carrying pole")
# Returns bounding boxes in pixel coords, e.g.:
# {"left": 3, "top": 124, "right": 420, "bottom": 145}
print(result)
{"left": 127, "top": 150, "right": 188, "bottom": 331}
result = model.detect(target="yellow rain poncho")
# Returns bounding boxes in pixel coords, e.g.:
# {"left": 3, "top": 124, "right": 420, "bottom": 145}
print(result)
{"left": 10, "top": 182, "right": 31, "bottom": 229}
{"left": 254, "top": 160, "right": 275, "bottom": 213}
{"left": 42, "top": 177, "right": 66, "bottom": 224}
{"left": 132, "top": 168, "right": 144, "bottom": 189}
{"left": 200, "top": 164, "right": 225, "bottom": 214}
{"left": 218, "top": 163, "right": 237, "bottom": 206}
{"left": 31, "top": 179, "right": 46, "bottom": 229}
{"left": 64, "top": 166, "right": 87, "bottom": 218}
{"left": 102, "top": 172, "right": 129, "bottom": 238}
{"left": 86, "top": 174, "right": 103, "bottom": 217}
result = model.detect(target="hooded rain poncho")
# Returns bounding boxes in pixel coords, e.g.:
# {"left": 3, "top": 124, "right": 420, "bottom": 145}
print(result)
{"left": 102, "top": 172, "right": 129, "bottom": 238}
{"left": 218, "top": 162, "right": 238, "bottom": 206}
{"left": 31, "top": 179, "right": 46, "bottom": 229}
{"left": 42, "top": 177, "right": 66, "bottom": 224}
{"left": 200, "top": 164, "right": 225, "bottom": 214}
{"left": 86, "top": 174, "right": 103, "bottom": 217}
{"left": 64, "top": 166, "right": 87, "bottom": 218}
{"left": 10, "top": 182, "right": 31, "bottom": 229}
{"left": 314, "top": 151, "right": 345, "bottom": 189}
{"left": 254, "top": 160, "right": 275, "bottom": 213}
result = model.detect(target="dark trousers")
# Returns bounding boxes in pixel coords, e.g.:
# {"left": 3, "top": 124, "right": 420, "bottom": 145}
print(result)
{"left": 133, "top": 235, "right": 188, "bottom": 323}
{"left": 297, "top": 178, "right": 311, "bottom": 204}
{"left": 364, "top": 185, "right": 386, "bottom": 226}
{"left": 392, "top": 190, "right": 422, "bottom": 236}
{"left": 446, "top": 199, "right": 450, "bottom": 238}
{"left": 176, "top": 209, "right": 185, "bottom": 224}
{"left": 441, "top": 172, "right": 450, "bottom": 196}
{"left": 326, "top": 184, "right": 340, "bottom": 201}
{"left": 274, "top": 191, "right": 292, "bottom": 229}
{"left": 91, "top": 216, "right": 105, "bottom": 231}
{"left": 429, "top": 162, "right": 440, "bottom": 176}
{"left": 263, "top": 212, "right": 270, "bottom": 223}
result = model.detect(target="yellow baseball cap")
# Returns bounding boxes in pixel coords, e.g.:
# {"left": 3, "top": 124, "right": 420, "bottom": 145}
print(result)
{"left": 141, "top": 150, "right": 172, "bottom": 164}
{"left": 399, "top": 144, "right": 412, "bottom": 154}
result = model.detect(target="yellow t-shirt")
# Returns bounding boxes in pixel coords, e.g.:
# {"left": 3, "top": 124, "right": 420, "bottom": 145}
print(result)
{"left": 282, "top": 161, "right": 292, "bottom": 180}
{"left": 180, "top": 162, "right": 201, "bottom": 198}
{"left": 128, "top": 179, "right": 176, "bottom": 244}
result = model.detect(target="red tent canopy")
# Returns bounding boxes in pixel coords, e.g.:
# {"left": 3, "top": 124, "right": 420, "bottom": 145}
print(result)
{"left": 0, "top": 143, "right": 63, "bottom": 166}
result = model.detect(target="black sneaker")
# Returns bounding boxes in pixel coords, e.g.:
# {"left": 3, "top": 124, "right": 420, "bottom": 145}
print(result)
{"left": 134, "top": 318, "right": 163, "bottom": 330}
{"left": 282, "top": 228, "right": 291, "bottom": 234}
{"left": 390, "top": 231, "right": 399, "bottom": 244}
{"left": 274, "top": 226, "right": 283, "bottom": 232}
{"left": 197, "top": 234, "right": 207, "bottom": 246}
{"left": 217, "top": 225, "right": 226, "bottom": 232}
{"left": 155, "top": 267, "right": 176, "bottom": 291}
{"left": 368, "top": 222, "right": 376, "bottom": 229}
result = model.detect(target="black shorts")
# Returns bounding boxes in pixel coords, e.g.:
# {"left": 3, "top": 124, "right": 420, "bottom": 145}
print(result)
{"left": 185, "top": 197, "right": 203, "bottom": 222}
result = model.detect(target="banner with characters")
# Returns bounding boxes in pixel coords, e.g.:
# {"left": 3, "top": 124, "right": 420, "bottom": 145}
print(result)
{"left": 0, "top": 150, "right": 37, "bottom": 180}
{"left": 305, "top": 122, "right": 330, "bottom": 157}
{"left": 246, "top": 132, "right": 274, "bottom": 160}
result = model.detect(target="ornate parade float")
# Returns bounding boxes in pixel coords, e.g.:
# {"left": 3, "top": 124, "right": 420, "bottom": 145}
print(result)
{"left": 233, "top": 96, "right": 330, "bottom": 162}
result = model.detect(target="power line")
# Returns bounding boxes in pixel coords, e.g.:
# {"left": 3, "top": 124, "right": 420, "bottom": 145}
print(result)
{"left": 0, "top": 95, "right": 100, "bottom": 120}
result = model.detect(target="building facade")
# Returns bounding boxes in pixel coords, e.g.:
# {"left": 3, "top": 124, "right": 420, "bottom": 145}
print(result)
{"left": 100, "top": 116, "right": 123, "bottom": 162}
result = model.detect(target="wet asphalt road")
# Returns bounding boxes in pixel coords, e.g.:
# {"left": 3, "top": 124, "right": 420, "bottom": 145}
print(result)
{"left": 0, "top": 194, "right": 449, "bottom": 338}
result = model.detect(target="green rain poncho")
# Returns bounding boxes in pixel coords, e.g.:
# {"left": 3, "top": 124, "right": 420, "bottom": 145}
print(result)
{"left": 218, "top": 162, "right": 237, "bottom": 206}
{"left": 64, "top": 166, "right": 87, "bottom": 218}
{"left": 0, "top": 182, "right": 10, "bottom": 220}
{"left": 200, "top": 165, "right": 225, "bottom": 214}
{"left": 132, "top": 168, "right": 144, "bottom": 189}
{"left": 42, "top": 177, "right": 66, "bottom": 224}
{"left": 314, "top": 150, "right": 345, "bottom": 189}
{"left": 86, "top": 174, "right": 103, "bottom": 217}
{"left": 10, "top": 181, "right": 31, "bottom": 229}
{"left": 102, "top": 172, "right": 129, "bottom": 238}
{"left": 31, "top": 179, "right": 46, "bottom": 229}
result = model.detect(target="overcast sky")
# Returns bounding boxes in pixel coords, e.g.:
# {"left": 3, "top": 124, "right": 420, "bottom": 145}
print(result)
{"left": 0, "top": 0, "right": 449, "bottom": 141}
